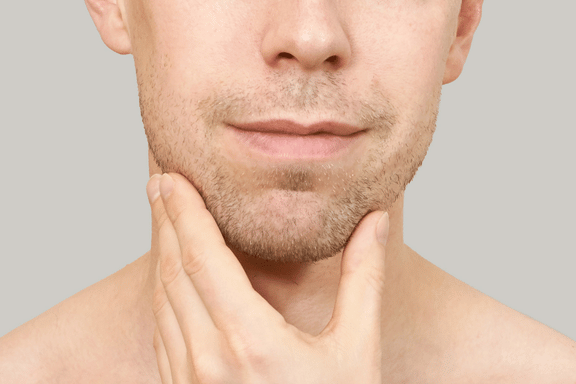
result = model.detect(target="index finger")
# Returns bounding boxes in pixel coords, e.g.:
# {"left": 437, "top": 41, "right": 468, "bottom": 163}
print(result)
{"left": 158, "top": 173, "right": 285, "bottom": 332}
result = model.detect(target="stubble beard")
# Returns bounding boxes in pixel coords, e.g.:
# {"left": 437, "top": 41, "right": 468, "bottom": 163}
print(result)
{"left": 138, "top": 69, "right": 439, "bottom": 264}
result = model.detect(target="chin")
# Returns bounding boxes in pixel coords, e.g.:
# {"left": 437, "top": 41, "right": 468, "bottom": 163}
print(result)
{"left": 223, "top": 231, "right": 346, "bottom": 264}
{"left": 212, "top": 208, "right": 345, "bottom": 264}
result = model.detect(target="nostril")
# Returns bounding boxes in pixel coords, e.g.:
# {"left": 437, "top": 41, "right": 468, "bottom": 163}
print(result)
{"left": 278, "top": 52, "right": 295, "bottom": 59}
{"left": 326, "top": 55, "right": 339, "bottom": 64}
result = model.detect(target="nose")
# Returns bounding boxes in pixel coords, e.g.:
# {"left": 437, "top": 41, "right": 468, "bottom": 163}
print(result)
{"left": 261, "top": 0, "right": 352, "bottom": 71}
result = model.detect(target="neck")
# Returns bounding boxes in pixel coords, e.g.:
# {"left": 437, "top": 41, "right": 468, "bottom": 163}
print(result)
{"left": 142, "top": 153, "right": 413, "bottom": 335}
{"left": 231, "top": 193, "right": 406, "bottom": 335}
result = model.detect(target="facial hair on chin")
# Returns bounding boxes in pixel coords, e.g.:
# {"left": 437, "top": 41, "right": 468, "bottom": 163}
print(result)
{"left": 140, "top": 73, "right": 438, "bottom": 263}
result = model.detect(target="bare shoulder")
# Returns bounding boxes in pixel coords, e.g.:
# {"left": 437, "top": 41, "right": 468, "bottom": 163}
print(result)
{"left": 440, "top": 270, "right": 576, "bottom": 383}
{"left": 0, "top": 303, "right": 65, "bottom": 383}
{"left": 0, "top": 256, "right": 159, "bottom": 384}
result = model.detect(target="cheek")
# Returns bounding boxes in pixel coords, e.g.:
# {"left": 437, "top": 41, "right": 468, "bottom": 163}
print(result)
{"left": 354, "top": 4, "right": 453, "bottom": 118}
{"left": 129, "top": 0, "right": 234, "bottom": 96}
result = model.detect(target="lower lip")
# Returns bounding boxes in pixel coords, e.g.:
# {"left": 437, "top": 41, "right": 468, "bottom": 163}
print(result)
{"left": 227, "top": 125, "right": 363, "bottom": 161}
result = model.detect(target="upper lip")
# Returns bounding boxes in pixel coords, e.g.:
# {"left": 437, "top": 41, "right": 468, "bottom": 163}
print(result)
{"left": 230, "top": 119, "right": 364, "bottom": 136}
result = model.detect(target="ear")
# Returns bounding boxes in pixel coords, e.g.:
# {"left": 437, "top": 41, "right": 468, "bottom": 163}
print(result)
{"left": 443, "top": 0, "right": 483, "bottom": 84}
{"left": 85, "top": 0, "right": 131, "bottom": 54}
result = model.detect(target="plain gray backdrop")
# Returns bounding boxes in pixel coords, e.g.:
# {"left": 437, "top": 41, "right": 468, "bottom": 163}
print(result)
{"left": 1, "top": 1, "right": 574, "bottom": 341}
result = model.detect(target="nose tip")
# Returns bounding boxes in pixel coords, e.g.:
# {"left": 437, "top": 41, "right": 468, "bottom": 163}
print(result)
{"left": 261, "top": 5, "right": 351, "bottom": 71}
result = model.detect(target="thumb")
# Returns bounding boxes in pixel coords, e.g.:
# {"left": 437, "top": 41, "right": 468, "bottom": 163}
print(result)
{"left": 323, "top": 210, "right": 389, "bottom": 342}
{"left": 342, "top": 210, "right": 389, "bottom": 276}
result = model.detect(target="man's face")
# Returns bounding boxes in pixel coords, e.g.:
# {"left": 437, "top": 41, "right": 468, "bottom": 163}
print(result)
{"left": 126, "top": 0, "right": 459, "bottom": 263}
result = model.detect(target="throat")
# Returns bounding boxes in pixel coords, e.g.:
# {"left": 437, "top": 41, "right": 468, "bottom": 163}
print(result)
{"left": 237, "top": 250, "right": 343, "bottom": 335}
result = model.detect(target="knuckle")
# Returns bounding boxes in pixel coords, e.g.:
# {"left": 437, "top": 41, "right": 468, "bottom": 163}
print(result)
{"left": 181, "top": 245, "right": 210, "bottom": 279}
{"left": 225, "top": 328, "right": 269, "bottom": 370}
{"left": 158, "top": 248, "right": 183, "bottom": 286}
{"left": 168, "top": 198, "right": 188, "bottom": 230}
{"left": 192, "top": 353, "right": 229, "bottom": 384}
{"left": 155, "top": 206, "right": 171, "bottom": 230}
{"left": 364, "top": 265, "right": 386, "bottom": 295}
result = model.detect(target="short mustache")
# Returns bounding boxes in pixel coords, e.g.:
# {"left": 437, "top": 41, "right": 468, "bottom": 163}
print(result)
{"left": 196, "top": 76, "right": 397, "bottom": 136}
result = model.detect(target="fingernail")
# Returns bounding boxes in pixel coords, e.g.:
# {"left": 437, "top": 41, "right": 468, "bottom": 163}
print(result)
{"left": 376, "top": 212, "right": 389, "bottom": 245}
{"left": 147, "top": 174, "right": 162, "bottom": 203}
{"left": 159, "top": 173, "right": 174, "bottom": 199}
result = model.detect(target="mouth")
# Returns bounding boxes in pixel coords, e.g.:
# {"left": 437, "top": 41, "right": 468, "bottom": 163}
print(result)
{"left": 231, "top": 119, "right": 364, "bottom": 136}
{"left": 226, "top": 120, "right": 366, "bottom": 161}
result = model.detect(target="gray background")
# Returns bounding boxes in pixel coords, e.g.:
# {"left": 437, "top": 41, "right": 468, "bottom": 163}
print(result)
{"left": 1, "top": 1, "right": 574, "bottom": 341}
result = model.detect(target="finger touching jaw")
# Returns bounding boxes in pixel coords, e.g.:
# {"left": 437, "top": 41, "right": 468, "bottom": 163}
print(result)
{"left": 157, "top": 172, "right": 228, "bottom": 253}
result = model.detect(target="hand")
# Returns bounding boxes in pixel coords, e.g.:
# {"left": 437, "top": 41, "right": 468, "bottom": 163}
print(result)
{"left": 146, "top": 172, "right": 390, "bottom": 384}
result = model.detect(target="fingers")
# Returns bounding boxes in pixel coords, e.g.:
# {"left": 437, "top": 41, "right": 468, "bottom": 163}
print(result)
{"left": 152, "top": 262, "right": 192, "bottom": 384}
{"left": 147, "top": 175, "right": 218, "bottom": 371}
{"left": 324, "top": 211, "right": 389, "bottom": 346}
{"left": 147, "top": 175, "right": 163, "bottom": 260}
{"left": 153, "top": 265, "right": 206, "bottom": 384}
{"left": 153, "top": 324, "right": 174, "bottom": 384}
{"left": 157, "top": 173, "right": 284, "bottom": 333}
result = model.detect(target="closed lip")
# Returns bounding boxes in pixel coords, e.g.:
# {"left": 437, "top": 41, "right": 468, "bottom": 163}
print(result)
{"left": 229, "top": 119, "right": 364, "bottom": 136}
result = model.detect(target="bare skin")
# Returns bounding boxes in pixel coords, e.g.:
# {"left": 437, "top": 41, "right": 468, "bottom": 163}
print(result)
{"left": 1, "top": 160, "right": 574, "bottom": 383}
{"left": 1, "top": 0, "right": 575, "bottom": 381}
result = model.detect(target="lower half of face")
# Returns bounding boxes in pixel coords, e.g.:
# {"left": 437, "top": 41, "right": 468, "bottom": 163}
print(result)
{"left": 140, "top": 78, "right": 439, "bottom": 263}
{"left": 128, "top": 0, "right": 455, "bottom": 263}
